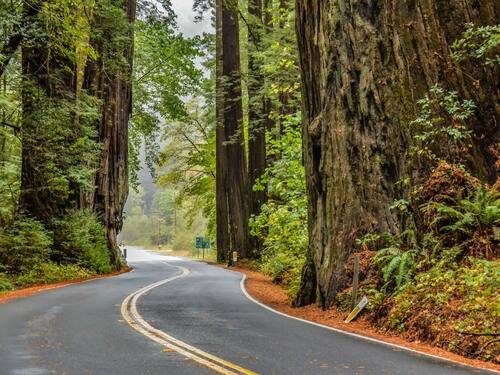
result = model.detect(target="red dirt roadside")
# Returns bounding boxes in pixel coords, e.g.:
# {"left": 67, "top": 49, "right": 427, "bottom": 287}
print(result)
{"left": 226, "top": 264, "right": 500, "bottom": 373}
{"left": 0, "top": 268, "right": 131, "bottom": 304}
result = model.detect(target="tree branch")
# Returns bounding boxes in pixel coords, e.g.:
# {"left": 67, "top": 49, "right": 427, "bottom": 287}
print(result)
{"left": 0, "top": 120, "right": 21, "bottom": 132}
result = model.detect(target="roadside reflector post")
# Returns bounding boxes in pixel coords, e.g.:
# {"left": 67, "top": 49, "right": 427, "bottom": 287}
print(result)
{"left": 351, "top": 255, "right": 360, "bottom": 311}
{"left": 345, "top": 296, "right": 368, "bottom": 323}
{"left": 232, "top": 251, "right": 238, "bottom": 265}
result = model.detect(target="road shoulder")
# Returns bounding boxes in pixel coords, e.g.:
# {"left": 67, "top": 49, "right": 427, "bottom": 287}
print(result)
{"left": 226, "top": 264, "right": 500, "bottom": 374}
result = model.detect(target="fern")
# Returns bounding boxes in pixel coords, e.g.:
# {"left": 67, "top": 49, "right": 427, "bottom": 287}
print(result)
{"left": 374, "top": 246, "right": 416, "bottom": 293}
{"left": 423, "top": 185, "right": 500, "bottom": 235}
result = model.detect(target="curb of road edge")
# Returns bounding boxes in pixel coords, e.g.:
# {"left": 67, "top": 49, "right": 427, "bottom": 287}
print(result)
{"left": 237, "top": 272, "right": 499, "bottom": 374}
{"left": 0, "top": 267, "right": 133, "bottom": 304}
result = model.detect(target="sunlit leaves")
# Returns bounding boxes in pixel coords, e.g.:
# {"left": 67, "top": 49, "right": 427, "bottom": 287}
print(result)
{"left": 130, "top": 12, "right": 205, "bottom": 182}
{"left": 410, "top": 84, "right": 475, "bottom": 164}
{"left": 452, "top": 23, "right": 500, "bottom": 67}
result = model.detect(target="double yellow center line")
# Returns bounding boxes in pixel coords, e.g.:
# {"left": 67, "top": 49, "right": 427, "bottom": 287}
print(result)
{"left": 120, "top": 262, "right": 259, "bottom": 375}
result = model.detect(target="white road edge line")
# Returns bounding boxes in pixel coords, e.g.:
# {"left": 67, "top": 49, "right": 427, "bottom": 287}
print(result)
{"left": 121, "top": 261, "right": 258, "bottom": 375}
{"left": 238, "top": 273, "right": 498, "bottom": 374}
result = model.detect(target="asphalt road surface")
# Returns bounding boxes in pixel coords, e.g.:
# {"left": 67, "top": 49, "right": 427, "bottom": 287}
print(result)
{"left": 0, "top": 247, "right": 495, "bottom": 375}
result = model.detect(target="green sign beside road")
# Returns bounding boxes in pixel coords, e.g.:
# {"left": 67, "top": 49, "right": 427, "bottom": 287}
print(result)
{"left": 196, "top": 237, "right": 204, "bottom": 249}
{"left": 195, "top": 237, "right": 211, "bottom": 249}
{"left": 195, "top": 236, "right": 211, "bottom": 260}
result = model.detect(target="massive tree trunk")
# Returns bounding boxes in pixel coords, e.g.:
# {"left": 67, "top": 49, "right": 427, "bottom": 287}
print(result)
{"left": 215, "top": 0, "right": 230, "bottom": 263}
{"left": 294, "top": 0, "right": 498, "bottom": 307}
{"left": 84, "top": 0, "right": 136, "bottom": 268}
{"left": 19, "top": 0, "right": 77, "bottom": 222}
{"left": 247, "top": 0, "right": 267, "bottom": 257}
{"left": 221, "top": 1, "right": 250, "bottom": 259}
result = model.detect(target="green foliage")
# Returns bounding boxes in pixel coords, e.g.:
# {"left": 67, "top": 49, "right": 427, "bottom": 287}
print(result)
{"left": 15, "top": 263, "right": 93, "bottom": 287}
{"left": 0, "top": 273, "right": 13, "bottom": 292}
{"left": 452, "top": 24, "right": 500, "bottom": 66}
{"left": 259, "top": 1, "right": 301, "bottom": 127}
{"left": 0, "top": 217, "right": 52, "bottom": 274}
{"left": 0, "top": 129, "right": 21, "bottom": 225}
{"left": 21, "top": 89, "right": 102, "bottom": 203}
{"left": 51, "top": 210, "right": 112, "bottom": 274}
{"left": 157, "top": 100, "right": 216, "bottom": 237}
{"left": 251, "top": 118, "right": 307, "bottom": 298}
{"left": 131, "top": 12, "right": 205, "bottom": 184}
{"left": 423, "top": 186, "right": 500, "bottom": 236}
{"left": 410, "top": 84, "right": 475, "bottom": 164}
{"left": 154, "top": 32, "right": 216, "bottom": 239}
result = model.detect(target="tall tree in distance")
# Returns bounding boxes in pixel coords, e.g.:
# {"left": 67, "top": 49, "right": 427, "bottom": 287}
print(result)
{"left": 215, "top": 0, "right": 230, "bottom": 262}
{"left": 247, "top": 0, "right": 267, "bottom": 257}
{"left": 261, "top": 0, "right": 276, "bottom": 167}
{"left": 294, "top": 0, "right": 498, "bottom": 308}
{"left": 221, "top": 0, "right": 249, "bottom": 259}
{"left": 276, "top": 0, "right": 293, "bottom": 121}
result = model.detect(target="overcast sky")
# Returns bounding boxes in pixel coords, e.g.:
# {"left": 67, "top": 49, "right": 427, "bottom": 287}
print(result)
{"left": 171, "top": 0, "right": 213, "bottom": 37}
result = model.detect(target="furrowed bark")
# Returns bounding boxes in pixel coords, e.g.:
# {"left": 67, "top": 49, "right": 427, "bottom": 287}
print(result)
{"left": 294, "top": 0, "right": 498, "bottom": 307}
{"left": 84, "top": 0, "right": 136, "bottom": 268}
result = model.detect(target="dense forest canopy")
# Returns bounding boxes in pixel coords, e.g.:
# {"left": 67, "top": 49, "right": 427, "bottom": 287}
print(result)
{"left": 0, "top": 0, "right": 498, "bottom": 364}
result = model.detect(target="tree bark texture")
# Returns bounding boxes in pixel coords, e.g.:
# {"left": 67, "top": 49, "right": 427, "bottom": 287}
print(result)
{"left": 247, "top": 0, "right": 267, "bottom": 257}
{"left": 84, "top": 0, "right": 136, "bottom": 268}
{"left": 222, "top": 1, "right": 250, "bottom": 258}
{"left": 294, "top": 0, "right": 498, "bottom": 307}
{"left": 215, "top": 0, "right": 230, "bottom": 263}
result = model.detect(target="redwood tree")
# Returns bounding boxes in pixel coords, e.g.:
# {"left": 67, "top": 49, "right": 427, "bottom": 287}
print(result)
{"left": 247, "top": 0, "right": 267, "bottom": 257}
{"left": 220, "top": 0, "right": 250, "bottom": 259}
{"left": 215, "top": 0, "right": 230, "bottom": 262}
{"left": 83, "top": 0, "right": 137, "bottom": 268}
{"left": 294, "top": 0, "right": 498, "bottom": 307}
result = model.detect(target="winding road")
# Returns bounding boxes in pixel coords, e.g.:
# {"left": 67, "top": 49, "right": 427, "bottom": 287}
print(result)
{"left": 0, "top": 247, "right": 495, "bottom": 374}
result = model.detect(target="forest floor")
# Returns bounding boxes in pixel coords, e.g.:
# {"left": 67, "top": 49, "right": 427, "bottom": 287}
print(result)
{"left": 0, "top": 268, "right": 131, "bottom": 304}
{"left": 226, "top": 263, "right": 500, "bottom": 373}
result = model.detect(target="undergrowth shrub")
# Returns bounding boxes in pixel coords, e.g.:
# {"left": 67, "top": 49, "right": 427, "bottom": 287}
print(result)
{"left": 51, "top": 209, "right": 112, "bottom": 274}
{"left": 386, "top": 258, "right": 499, "bottom": 361}
{"left": 0, "top": 217, "right": 52, "bottom": 273}
{"left": 0, "top": 273, "right": 13, "bottom": 292}
{"left": 16, "top": 263, "right": 93, "bottom": 287}
{"left": 250, "top": 118, "right": 307, "bottom": 298}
